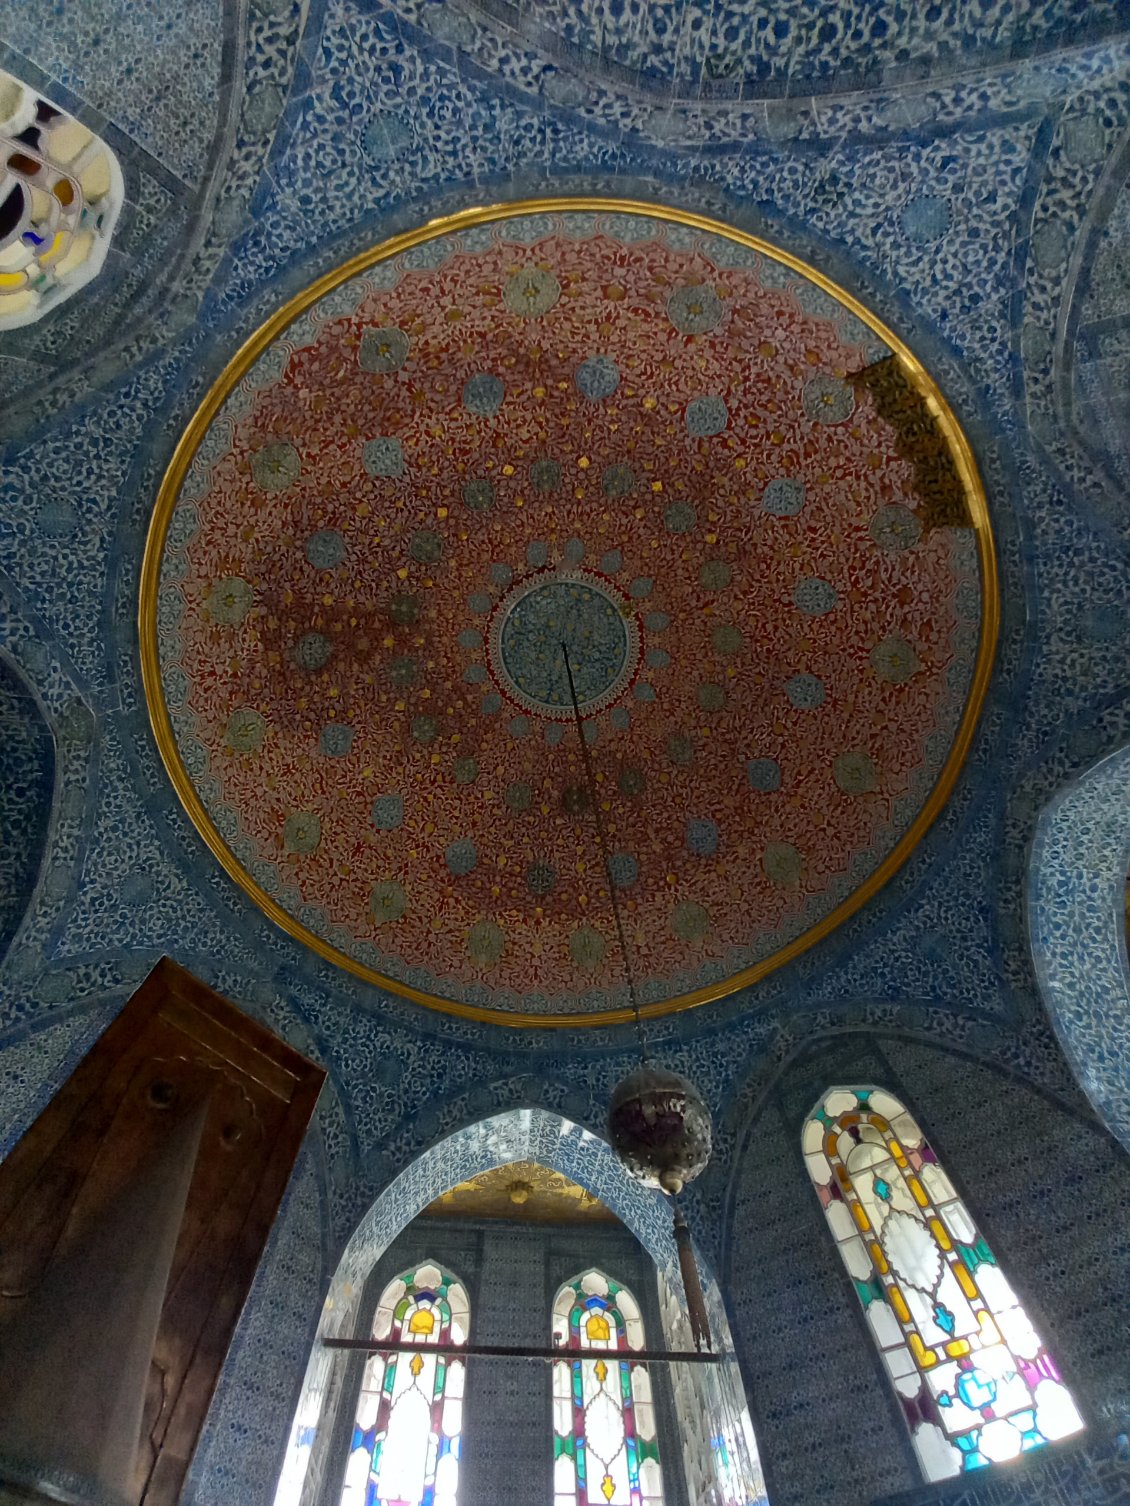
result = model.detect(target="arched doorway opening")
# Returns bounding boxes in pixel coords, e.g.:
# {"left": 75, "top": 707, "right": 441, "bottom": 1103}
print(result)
{"left": 274, "top": 1108, "right": 765, "bottom": 1506}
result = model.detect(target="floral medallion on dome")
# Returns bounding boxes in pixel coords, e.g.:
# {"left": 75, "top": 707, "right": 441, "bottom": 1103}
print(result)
{"left": 143, "top": 202, "right": 995, "bottom": 1025}
{"left": 488, "top": 570, "right": 641, "bottom": 721}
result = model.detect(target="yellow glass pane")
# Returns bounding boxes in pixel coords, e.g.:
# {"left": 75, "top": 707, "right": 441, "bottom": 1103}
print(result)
{"left": 977, "top": 1310, "right": 1001, "bottom": 1346}
{"left": 0, "top": 74, "right": 26, "bottom": 125}
{"left": 929, "top": 1217, "right": 952, "bottom": 1251}
{"left": 53, "top": 229, "right": 94, "bottom": 278}
{"left": 408, "top": 1307, "right": 435, "bottom": 1335}
{"left": 585, "top": 1312, "right": 611, "bottom": 1342}
{"left": 907, "top": 1176, "right": 929, "bottom": 1208}
{"left": 0, "top": 288, "right": 37, "bottom": 319}
{"left": 78, "top": 150, "right": 111, "bottom": 200}
{"left": 945, "top": 1339, "right": 971, "bottom": 1359}
{"left": 869, "top": 1241, "right": 889, "bottom": 1274}
{"left": 954, "top": 1263, "right": 978, "bottom": 1301}
{"left": 0, "top": 271, "right": 26, "bottom": 288}
{"left": 908, "top": 1332, "right": 937, "bottom": 1369}
{"left": 888, "top": 1286, "right": 911, "bottom": 1324}
{"left": 851, "top": 1201, "right": 872, "bottom": 1234}
{"left": 38, "top": 229, "right": 70, "bottom": 267}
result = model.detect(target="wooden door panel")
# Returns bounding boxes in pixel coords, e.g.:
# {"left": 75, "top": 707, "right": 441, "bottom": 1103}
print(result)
{"left": 0, "top": 958, "right": 325, "bottom": 1506}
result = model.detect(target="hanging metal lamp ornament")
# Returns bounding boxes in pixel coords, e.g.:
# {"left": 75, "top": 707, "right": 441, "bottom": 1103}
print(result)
{"left": 560, "top": 642, "right": 714, "bottom": 1351}
{"left": 606, "top": 1064, "right": 712, "bottom": 1196}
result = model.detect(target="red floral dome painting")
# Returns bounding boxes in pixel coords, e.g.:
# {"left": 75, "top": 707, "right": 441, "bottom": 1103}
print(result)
{"left": 142, "top": 202, "right": 995, "bottom": 1025}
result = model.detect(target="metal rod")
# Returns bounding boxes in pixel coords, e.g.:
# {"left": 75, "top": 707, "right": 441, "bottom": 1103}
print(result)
{"left": 323, "top": 1337, "right": 721, "bottom": 1364}
{"left": 560, "top": 640, "right": 649, "bottom": 1063}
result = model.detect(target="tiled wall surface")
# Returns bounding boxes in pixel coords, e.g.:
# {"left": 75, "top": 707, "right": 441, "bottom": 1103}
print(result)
{"left": 874, "top": 1437, "right": 1130, "bottom": 1505}
{"left": 0, "top": 2, "right": 1127, "bottom": 1505}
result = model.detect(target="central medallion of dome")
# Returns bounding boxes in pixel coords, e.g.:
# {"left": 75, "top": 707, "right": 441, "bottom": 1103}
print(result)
{"left": 492, "top": 571, "right": 640, "bottom": 719}
{"left": 141, "top": 200, "right": 995, "bottom": 1026}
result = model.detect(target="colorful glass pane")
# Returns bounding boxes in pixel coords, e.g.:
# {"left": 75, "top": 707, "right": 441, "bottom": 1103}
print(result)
{"left": 0, "top": 70, "right": 123, "bottom": 329}
{"left": 805, "top": 1087, "right": 1084, "bottom": 1482}
{"left": 552, "top": 1271, "right": 665, "bottom": 1506}
{"left": 340, "top": 1263, "right": 468, "bottom": 1506}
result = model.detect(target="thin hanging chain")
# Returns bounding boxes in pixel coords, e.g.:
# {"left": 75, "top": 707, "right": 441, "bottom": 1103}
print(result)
{"left": 561, "top": 641, "right": 649, "bottom": 1063}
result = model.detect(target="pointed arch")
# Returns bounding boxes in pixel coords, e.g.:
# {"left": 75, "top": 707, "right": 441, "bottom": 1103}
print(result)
{"left": 551, "top": 1268, "right": 664, "bottom": 1506}
{"left": 340, "top": 1259, "right": 468, "bottom": 1506}
{"left": 804, "top": 1086, "right": 1083, "bottom": 1481}
{"left": 275, "top": 1111, "right": 764, "bottom": 1506}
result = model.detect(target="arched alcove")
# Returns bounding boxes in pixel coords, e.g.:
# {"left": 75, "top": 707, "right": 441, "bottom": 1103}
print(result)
{"left": 725, "top": 1030, "right": 1130, "bottom": 1506}
{"left": 275, "top": 1108, "right": 764, "bottom": 1506}
{"left": 1029, "top": 742, "right": 1130, "bottom": 1154}
{"left": 0, "top": 655, "right": 56, "bottom": 966}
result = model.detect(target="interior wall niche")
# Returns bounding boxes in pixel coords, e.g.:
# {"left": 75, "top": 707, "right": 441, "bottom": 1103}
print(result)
{"left": 0, "top": 654, "right": 55, "bottom": 967}
{"left": 322, "top": 1216, "right": 687, "bottom": 1506}
{"left": 272, "top": 1110, "right": 765, "bottom": 1506}
{"left": 725, "top": 1031, "right": 1130, "bottom": 1506}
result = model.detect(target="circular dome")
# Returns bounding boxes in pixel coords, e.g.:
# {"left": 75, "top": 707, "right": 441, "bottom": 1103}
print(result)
{"left": 141, "top": 200, "right": 995, "bottom": 1026}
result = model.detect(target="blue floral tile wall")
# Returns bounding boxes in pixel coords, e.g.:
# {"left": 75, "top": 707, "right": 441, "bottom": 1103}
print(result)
{"left": 0, "top": 2, "right": 1127, "bottom": 1503}
{"left": 1030, "top": 744, "right": 1130, "bottom": 1155}
{"left": 0, "top": 659, "right": 54, "bottom": 967}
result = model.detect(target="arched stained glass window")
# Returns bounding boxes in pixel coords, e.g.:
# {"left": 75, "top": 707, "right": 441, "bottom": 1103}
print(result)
{"left": 552, "top": 1270, "right": 664, "bottom": 1506}
{"left": 0, "top": 69, "right": 123, "bottom": 329}
{"left": 805, "top": 1087, "right": 1084, "bottom": 1482}
{"left": 340, "top": 1261, "right": 468, "bottom": 1506}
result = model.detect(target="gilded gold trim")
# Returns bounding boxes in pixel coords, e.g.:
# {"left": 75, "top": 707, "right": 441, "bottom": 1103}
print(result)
{"left": 139, "top": 197, "right": 999, "bottom": 1030}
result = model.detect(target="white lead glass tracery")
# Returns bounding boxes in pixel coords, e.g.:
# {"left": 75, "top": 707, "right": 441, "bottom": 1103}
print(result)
{"left": 553, "top": 1269, "right": 664, "bottom": 1506}
{"left": 805, "top": 1087, "right": 1083, "bottom": 1482}
{"left": 341, "top": 1261, "right": 468, "bottom": 1506}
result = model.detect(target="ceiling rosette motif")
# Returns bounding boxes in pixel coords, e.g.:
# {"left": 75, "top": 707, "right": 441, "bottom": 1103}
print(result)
{"left": 142, "top": 201, "right": 996, "bottom": 1025}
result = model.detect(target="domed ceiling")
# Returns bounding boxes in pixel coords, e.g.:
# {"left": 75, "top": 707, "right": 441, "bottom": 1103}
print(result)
{"left": 142, "top": 201, "right": 994, "bottom": 1026}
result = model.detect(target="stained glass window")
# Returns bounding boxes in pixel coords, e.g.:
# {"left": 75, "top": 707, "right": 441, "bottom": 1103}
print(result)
{"left": 0, "top": 69, "right": 123, "bottom": 329}
{"left": 552, "top": 1270, "right": 664, "bottom": 1506}
{"left": 340, "top": 1261, "right": 468, "bottom": 1506}
{"left": 805, "top": 1087, "right": 1084, "bottom": 1482}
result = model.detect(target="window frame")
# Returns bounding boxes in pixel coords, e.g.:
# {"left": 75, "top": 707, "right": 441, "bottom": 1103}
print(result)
{"left": 334, "top": 1258, "right": 470, "bottom": 1506}
{"left": 803, "top": 1084, "right": 1085, "bottom": 1482}
{"left": 551, "top": 1267, "right": 666, "bottom": 1506}
{"left": 0, "top": 68, "right": 124, "bottom": 329}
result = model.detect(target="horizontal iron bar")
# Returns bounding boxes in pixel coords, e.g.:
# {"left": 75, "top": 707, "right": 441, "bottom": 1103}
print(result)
{"left": 322, "top": 1337, "right": 722, "bottom": 1365}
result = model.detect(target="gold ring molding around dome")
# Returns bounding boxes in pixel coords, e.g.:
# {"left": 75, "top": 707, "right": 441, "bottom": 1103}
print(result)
{"left": 138, "top": 196, "right": 999, "bottom": 1030}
